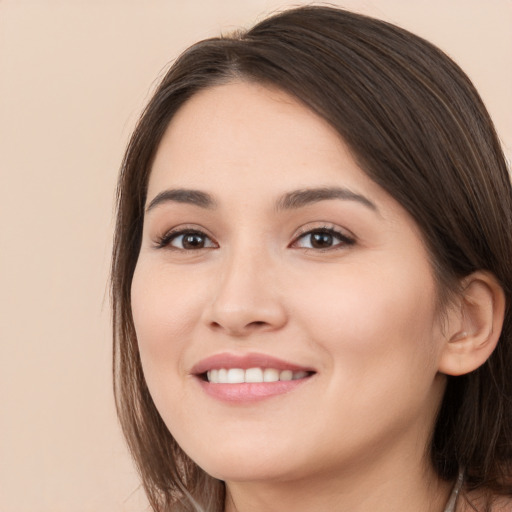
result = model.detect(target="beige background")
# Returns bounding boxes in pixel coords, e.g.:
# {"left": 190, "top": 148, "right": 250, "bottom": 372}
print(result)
{"left": 1, "top": 1, "right": 510, "bottom": 511}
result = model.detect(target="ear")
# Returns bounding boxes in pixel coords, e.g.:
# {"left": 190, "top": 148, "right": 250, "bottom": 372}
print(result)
{"left": 438, "top": 271, "right": 506, "bottom": 376}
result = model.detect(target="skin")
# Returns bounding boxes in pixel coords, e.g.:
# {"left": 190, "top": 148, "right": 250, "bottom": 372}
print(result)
{"left": 131, "top": 81, "right": 460, "bottom": 511}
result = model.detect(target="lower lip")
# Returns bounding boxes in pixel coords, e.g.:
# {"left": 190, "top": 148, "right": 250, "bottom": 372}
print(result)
{"left": 197, "top": 377, "right": 311, "bottom": 403}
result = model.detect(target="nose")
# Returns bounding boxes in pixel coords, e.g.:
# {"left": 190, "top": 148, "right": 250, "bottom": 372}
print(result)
{"left": 203, "top": 247, "right": 288, "bottom": 337}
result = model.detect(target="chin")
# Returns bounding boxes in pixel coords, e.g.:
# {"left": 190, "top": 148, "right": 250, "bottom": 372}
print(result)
{"left": 199, "top": 457, "right": 299, "bottom": 483}
{"left": 179, "top": 435, "right": 307, "bottom": 483}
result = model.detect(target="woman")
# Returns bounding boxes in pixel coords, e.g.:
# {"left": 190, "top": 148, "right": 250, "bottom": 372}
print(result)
{"left": 112, "top": 6, "right": 512, "bottom": 511}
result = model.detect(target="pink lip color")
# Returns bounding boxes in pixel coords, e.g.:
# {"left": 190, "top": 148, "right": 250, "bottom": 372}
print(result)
{"left": 198, "top": 379, "right": 309, "bottom": 403}
{"left": 191, "top": 352, "right": 315, "bottom": 403}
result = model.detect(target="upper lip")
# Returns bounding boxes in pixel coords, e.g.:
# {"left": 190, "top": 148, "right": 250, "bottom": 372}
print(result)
{"left": 191, "top": 352, "right": 315, "bottom": 375}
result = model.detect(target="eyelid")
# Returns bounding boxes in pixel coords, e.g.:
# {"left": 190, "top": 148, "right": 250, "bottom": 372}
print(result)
{"left": 290, "top": 223, "right": 356, "bottom": 250}
{"left": 154, "top": 224, "right": 218, "bottom": 250}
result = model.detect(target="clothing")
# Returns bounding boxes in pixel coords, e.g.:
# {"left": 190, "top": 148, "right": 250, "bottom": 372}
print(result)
{"left": 443, "top": 470, "right": 465, "bottom": 512}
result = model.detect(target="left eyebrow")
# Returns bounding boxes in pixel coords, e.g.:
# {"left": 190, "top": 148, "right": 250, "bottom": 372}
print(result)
{"left": 275, "top": 187, "right": 378, "bottom": 212}
{"left": 145, "top": 188, "right": 217, "bottom": 213}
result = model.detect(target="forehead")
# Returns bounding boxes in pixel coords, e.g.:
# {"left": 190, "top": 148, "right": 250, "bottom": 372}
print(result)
{"left": 147, "top": 81, "right": 386, "bottom": 206}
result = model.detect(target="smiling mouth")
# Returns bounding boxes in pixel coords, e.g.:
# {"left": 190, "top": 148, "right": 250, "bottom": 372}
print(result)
{"left": 196, "top": 368, "right": 315, "bottom": 402}
{"left": 192, "top": 353, "right": 316, "bottom": 401}
{"left": 203, "top": 367, "right": 313, "bottom": 384}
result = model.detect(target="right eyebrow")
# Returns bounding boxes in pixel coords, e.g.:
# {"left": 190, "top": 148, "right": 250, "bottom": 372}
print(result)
{"left": 145, "top": 189, "right": 217, "bottom": 213}
{"left": 275, "top": 186, "right": 378, "bottom": 213}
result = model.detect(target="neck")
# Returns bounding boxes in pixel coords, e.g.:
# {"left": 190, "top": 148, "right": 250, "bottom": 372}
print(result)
{"left": 224, "top": 451, "right": 453, "bottom": 512}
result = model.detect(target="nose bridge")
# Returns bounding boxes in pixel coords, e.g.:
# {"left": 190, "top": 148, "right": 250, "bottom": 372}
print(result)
{"left": 205, "top": 236, "right": 286, "bottom": 335}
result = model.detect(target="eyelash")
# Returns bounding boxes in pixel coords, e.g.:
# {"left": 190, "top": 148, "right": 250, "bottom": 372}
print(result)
{"left": 155, "top": 228, "right": 217, "bottom": 250}
{"left": 154, "top": 225, "right": 355, "bottom": 251}
{"left": 290, "top": 226, "right": 355, "bottom": 251}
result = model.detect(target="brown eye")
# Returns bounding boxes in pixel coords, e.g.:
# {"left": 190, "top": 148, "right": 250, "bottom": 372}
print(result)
{"left": 159, "top": 230, "right": 217, "bottom": 250}
{"left": 180, "top": 233, "right": 207, "bottom": 249}
{"left": 310, "top": 232, "right": 334, "bottom": 248}
{"left": 292, "top": 228, "right": 354, "bottom": 250}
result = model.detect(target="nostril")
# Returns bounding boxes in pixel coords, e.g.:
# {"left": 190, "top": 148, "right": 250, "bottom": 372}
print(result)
{"left": 208, "top": 319, "right": 270, "bottom": 336}
{"left": 244, "top": 321, "right": 274, "bottom": 332}
{"left": 249, "top": 321, "right": 267, "bottom": 328}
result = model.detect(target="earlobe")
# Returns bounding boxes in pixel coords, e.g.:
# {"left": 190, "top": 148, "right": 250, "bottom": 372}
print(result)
{"left": 438, "top": 271, "right": 506, "bottom": 376}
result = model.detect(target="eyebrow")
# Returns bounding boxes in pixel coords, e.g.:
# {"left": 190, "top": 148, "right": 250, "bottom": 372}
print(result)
{"left": 146, "top": 189, "right": 217, "bottom": 212}
{"left": 276, "top": 187, "right": 378, "bottom": 212}
{"left": 145, "top": 186, "right": 378, "bottom": 214}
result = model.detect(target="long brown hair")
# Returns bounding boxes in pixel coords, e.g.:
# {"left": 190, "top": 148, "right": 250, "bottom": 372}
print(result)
{"left": 112, "top": 6, "right": 512, "bottom": 511}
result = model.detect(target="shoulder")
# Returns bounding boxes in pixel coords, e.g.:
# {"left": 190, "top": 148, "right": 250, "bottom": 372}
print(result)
{"left": 489, "top": 495, "right": 512, "bottom": 512}
{"left": 459, "top": 490, "right": 512, "bottom": 512}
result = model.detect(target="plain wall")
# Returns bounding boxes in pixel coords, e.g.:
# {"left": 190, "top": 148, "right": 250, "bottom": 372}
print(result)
{"left": 1, "top": 1, "right": 510, "bottom": 511}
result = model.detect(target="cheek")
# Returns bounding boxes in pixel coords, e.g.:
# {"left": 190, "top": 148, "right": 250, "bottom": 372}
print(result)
{"left": 130, "top": 262, "right": 204, "bottom": 391}
{"left": 292, "top": 257, "right": 441, "bottom": 376}
{"left": 287, "top": 261, "right": 444, "bottom": 450}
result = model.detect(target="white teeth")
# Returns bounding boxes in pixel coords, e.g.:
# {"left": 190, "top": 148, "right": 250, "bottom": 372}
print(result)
{"left": 245, "top": 367, "right": 264, "bottom": 383}
{"left": 279, "top": 370, "right": 293, "bottom": 381}
{"left": 207, "top": 369, "right": 219, "bottom": 383}
{"left": 206, "top": 367, "right": 310, "bottom": 383}
{"left": 263, "top": 368, "right": 280, "bottom": 382}
{"left": 227, "top": 368, "right": 245, "bottom": 383}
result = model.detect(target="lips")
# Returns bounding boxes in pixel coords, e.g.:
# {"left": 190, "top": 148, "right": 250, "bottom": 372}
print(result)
{"left": 191, "top": 352, "right": 316, "bottom": 403}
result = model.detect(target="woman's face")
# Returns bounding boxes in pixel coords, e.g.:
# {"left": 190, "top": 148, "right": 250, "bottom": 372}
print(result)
{"left": 131, "top": 81, "right": 448, "bottom": 483}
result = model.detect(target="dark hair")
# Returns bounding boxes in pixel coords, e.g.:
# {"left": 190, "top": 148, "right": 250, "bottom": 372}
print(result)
{"left": 112, "top": 6, "right": 512, "bottom": 511}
